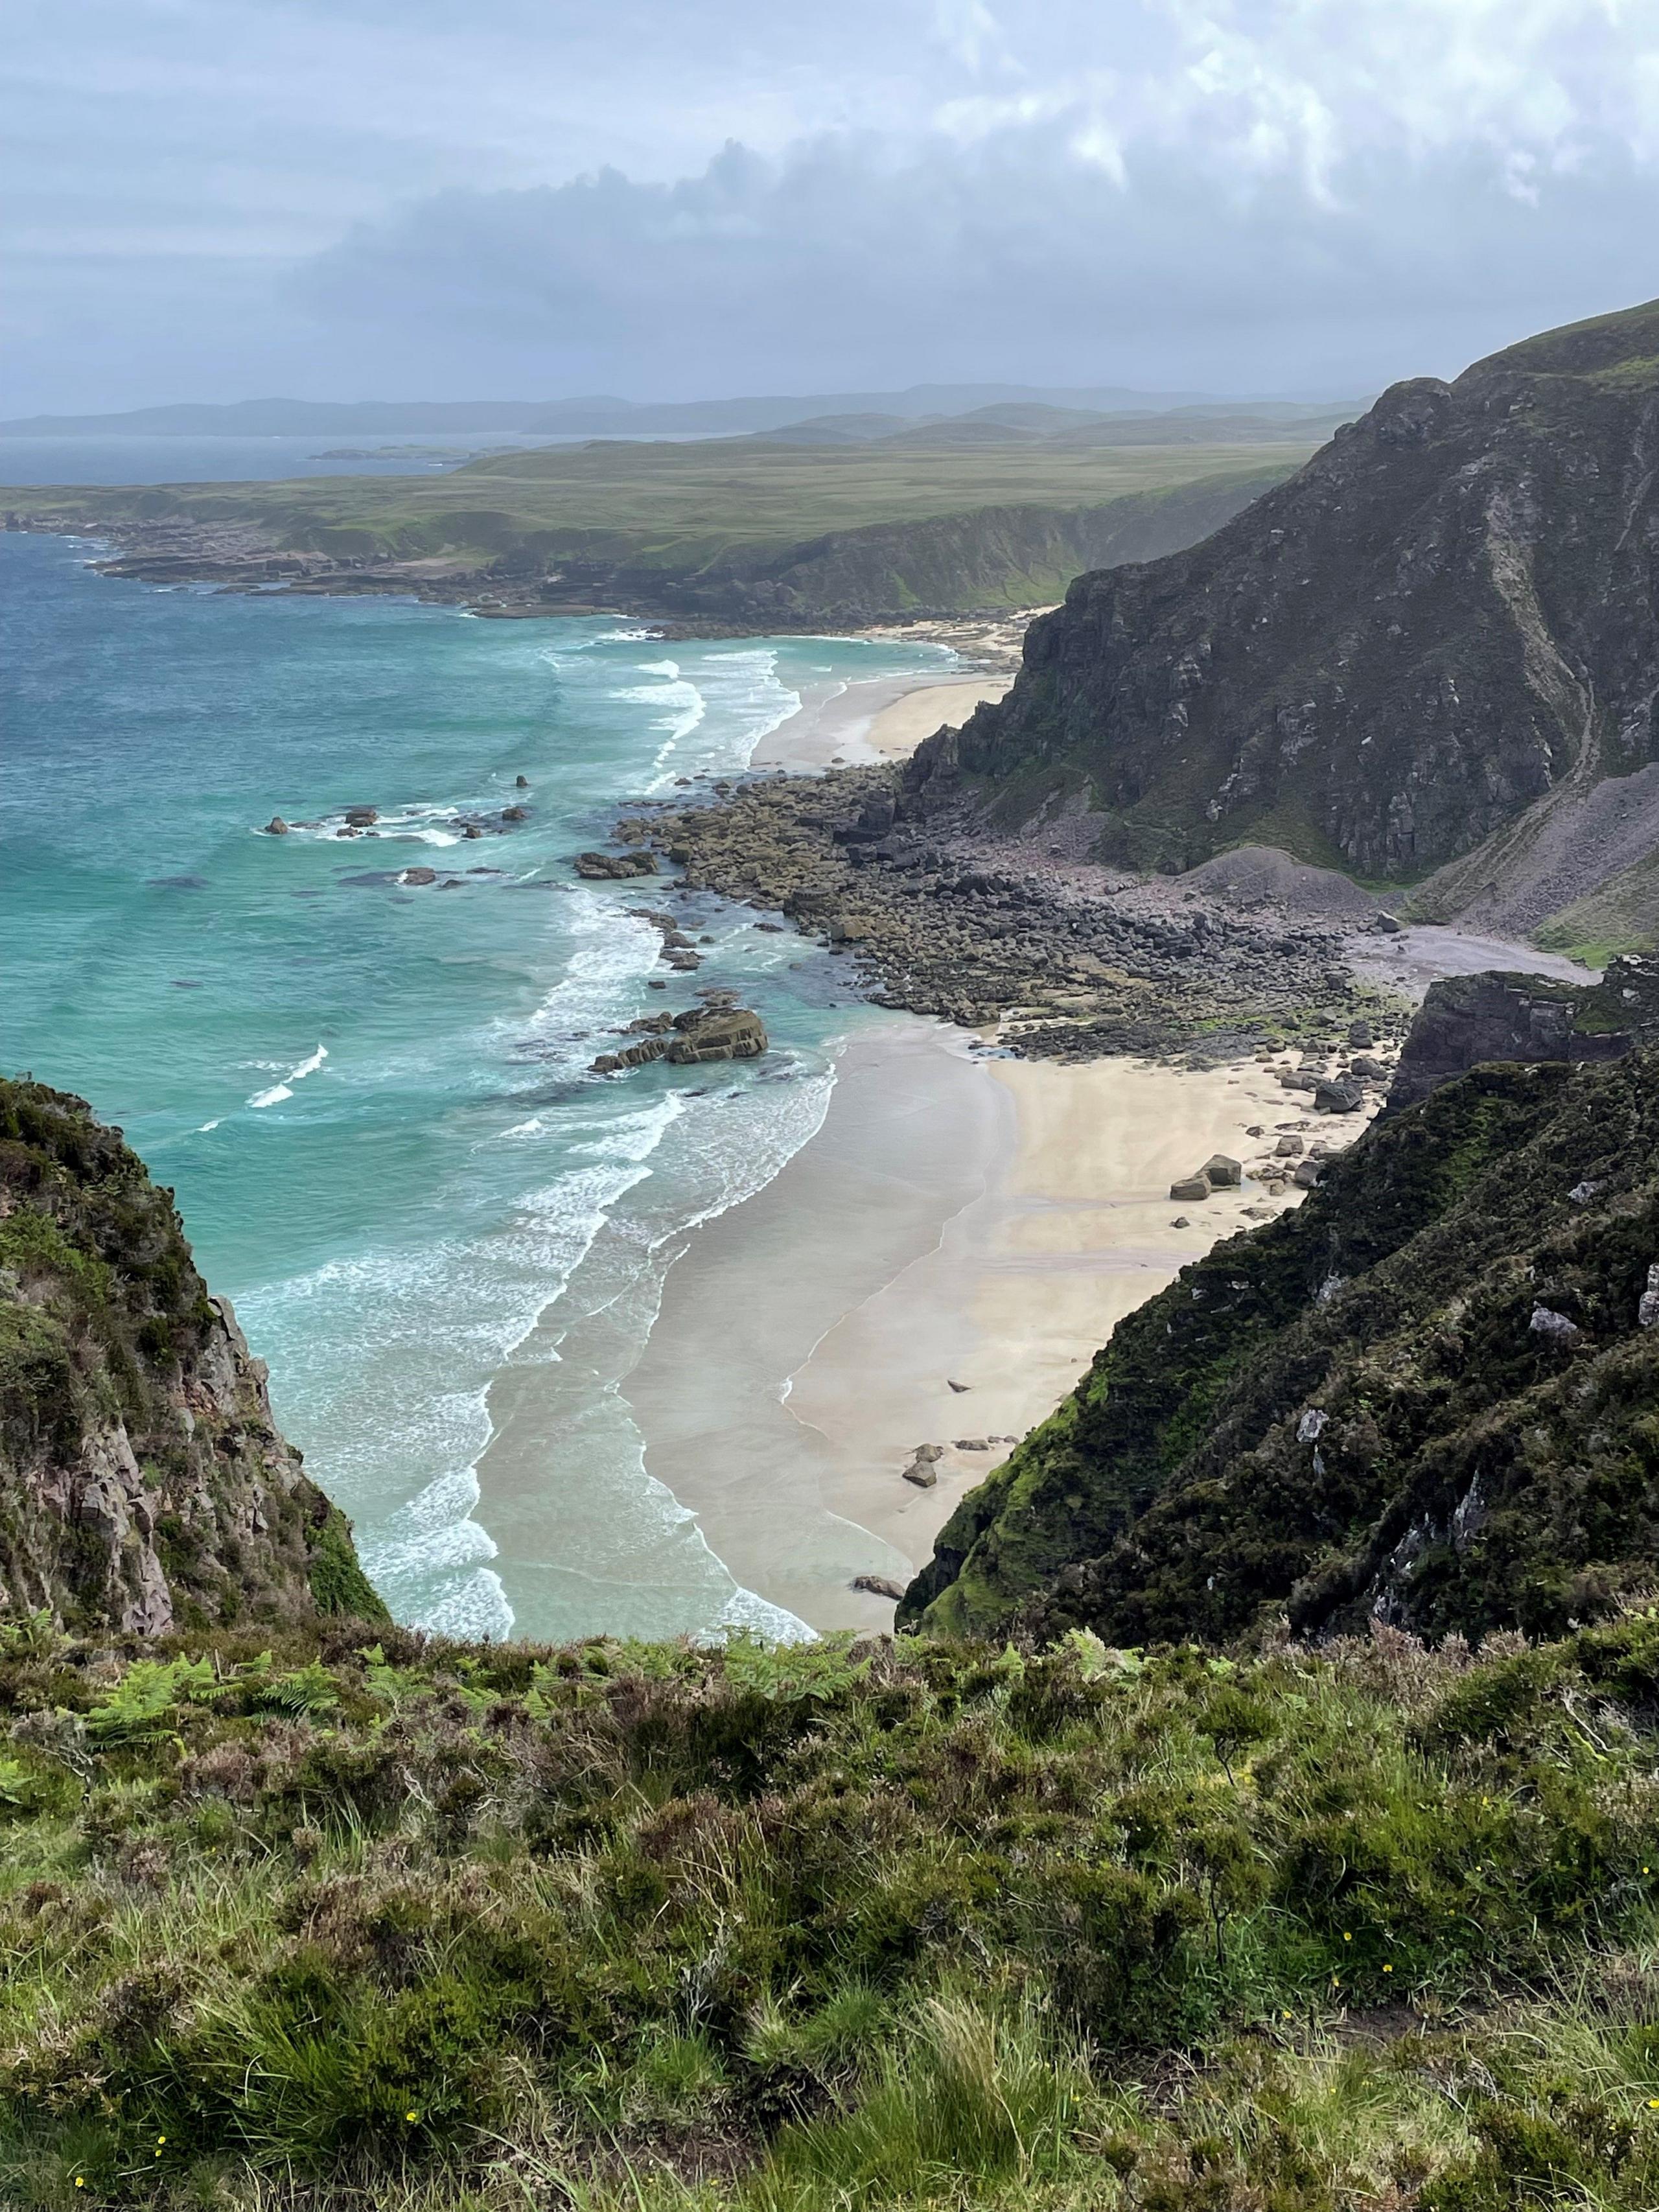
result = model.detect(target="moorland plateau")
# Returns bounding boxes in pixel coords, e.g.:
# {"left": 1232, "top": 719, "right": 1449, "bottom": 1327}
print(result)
{"left": 3, "top": 429, "right": 1320, "bottom": 629}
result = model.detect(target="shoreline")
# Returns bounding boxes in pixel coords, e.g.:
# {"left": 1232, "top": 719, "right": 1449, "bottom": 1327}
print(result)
{"left": 2, "top": 515, "right": 1048, "bottom": 644}
{"left": 620, "top": 1021, "right": 1359, "bottom": 1633}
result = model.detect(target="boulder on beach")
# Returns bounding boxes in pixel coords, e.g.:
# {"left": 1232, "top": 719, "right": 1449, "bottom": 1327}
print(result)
{"left": 851, "top": 1574, "right": 907, "bottom": 1601}
{"left": 1201, "top": 1154, "right": 1242, "bottom": 1187}
{"left": 1169, "top": 1176, "right": 1211, "bottom": 1202}
{"left": 1315, "top": 1077, "right": 1365, "bottom": 1113}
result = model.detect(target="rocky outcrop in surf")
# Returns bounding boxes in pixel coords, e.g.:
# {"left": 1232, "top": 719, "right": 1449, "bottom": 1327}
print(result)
{"left": 589, "top": 1001, "right": 767, "bottom": 1075}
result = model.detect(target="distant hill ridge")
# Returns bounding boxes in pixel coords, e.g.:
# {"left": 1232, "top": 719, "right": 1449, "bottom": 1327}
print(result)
{"left": 905, "top": 296, "right": 1659, "bottom": 958}
{"left": 0, "top": 382, "right": 1345, "bottom": 440}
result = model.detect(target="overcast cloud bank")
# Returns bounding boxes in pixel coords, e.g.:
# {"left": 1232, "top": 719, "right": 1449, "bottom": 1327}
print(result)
{"left": 5, "top": 0, "right": 1659, "bottom": 410}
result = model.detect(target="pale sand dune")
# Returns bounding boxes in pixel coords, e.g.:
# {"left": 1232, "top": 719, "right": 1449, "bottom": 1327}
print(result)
{"left": 625, "top": 1025, "right": 1343, "bottom": 1634}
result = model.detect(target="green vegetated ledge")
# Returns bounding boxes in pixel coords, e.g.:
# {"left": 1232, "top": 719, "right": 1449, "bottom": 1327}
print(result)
{"left": 8, "top": 1610, "right": 1659, "bottom": 2209}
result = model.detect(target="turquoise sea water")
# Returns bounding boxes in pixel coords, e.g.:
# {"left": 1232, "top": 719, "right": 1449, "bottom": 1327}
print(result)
{"left": 2, "top": 530, "right": 946, "bottom": 1639}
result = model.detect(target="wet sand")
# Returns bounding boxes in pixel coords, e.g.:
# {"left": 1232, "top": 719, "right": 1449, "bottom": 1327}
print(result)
{"left": 624, "top": 1024, "right": 1350, "bottom": 1633}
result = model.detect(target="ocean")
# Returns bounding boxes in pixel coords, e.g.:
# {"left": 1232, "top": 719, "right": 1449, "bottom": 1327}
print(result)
{"left": 1, "top": 525, "right": 950, "bottom": 1642}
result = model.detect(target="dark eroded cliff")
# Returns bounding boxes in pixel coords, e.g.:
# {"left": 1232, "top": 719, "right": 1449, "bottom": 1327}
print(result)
{"left": 906, "top": 299, "right": 1659, "bottom": 903}
{"left": 0, "top": 1077, "right": 386, "bottom": 1633}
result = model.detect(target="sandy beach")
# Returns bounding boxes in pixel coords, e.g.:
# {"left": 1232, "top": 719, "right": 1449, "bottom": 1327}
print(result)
{"left": 756, "top": 669, "right": 1012, "bottom": 771}
{"left": 625, "top": 1021, "right": 1363, "bottom": 1633}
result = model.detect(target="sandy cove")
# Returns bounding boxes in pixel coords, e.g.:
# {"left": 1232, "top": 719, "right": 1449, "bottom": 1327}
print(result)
{"left": 754, "top": 669, "right": 1012, "bottom": 771}
{"left": 625, "top": 660, "right": 1358, "bottom": 1633}
{"left": 624, "top": 1020, "right": 1356, "bottom": 1634}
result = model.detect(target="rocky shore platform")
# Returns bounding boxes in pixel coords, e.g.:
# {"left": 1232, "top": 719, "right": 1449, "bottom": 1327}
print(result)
{"left": 595, "top": 764, "right": 1408, "bottom": 1063}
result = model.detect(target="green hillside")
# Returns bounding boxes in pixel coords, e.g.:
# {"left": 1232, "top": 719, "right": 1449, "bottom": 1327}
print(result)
{"left": 6, "top": 437, "right": 1314, "bottom": 563}
{"left": 5, "top": 440, "right": 1311, "bottom": 622}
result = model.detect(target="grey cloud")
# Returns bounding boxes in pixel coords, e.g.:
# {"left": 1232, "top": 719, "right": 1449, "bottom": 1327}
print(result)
{"left": 294, "top": 124, "right": 1659, "bottom": 397}
{"left": 6, "top": 0, "right": 1659, "bottom": 408}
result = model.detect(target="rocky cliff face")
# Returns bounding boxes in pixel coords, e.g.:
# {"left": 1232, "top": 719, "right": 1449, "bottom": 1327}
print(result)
{"left": 900, "top": 1045, "right": 1659, "bottom": 1647}
{"left": 0, "top": 1078, "right": 386, "bottom": 1634}
{"left": 906, "top": 299, "right": 1659, "bottom": 907}
{"left": 1384, "top": 957, "right": 1659, "bottom": 1109}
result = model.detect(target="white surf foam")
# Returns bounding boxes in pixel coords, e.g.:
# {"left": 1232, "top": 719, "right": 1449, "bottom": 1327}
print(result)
{"left": 642, "top": 646, "right": 802, "bottom": 789}
{"left": 247, "top": 1042, "right": 327, "bottom": 1110}
{"left": 246, "top": 1077, "right": 691, "bottom": 1638}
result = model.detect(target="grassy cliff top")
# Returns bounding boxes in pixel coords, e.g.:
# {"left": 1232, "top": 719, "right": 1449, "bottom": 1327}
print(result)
{"left": 1461, "top": 294, "right": 1659, "bottom": 387}
{"left": 5, "top": 1607, "right": 1659, "bottom": 2207}
{"left": 6, "top": 440, "right": 1310, "bottom": 569}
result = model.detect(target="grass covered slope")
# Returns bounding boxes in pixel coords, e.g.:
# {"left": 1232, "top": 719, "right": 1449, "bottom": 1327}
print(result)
{"left": 907, "top": 296, "right": 1659, "bottom": 885}
{"left": 901, "top": 1049, "right": 1659, "bottom": 1647}
{"left": 8, "top": 1611, "right": 1659, "bottom": 2207}
{"left": 0, "top": 1079, "right": 384, "bottom": 1636}
{"left": 6, "top": 445, "right": 1304, "bottom": 623}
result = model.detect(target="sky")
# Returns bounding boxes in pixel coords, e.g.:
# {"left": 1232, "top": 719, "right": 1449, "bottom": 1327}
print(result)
{"left": 6, "top": 0, "right": 1659, "bottom": 413}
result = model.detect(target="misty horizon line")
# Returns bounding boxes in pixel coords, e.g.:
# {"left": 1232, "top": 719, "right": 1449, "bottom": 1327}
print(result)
{"left": 0, "top": 381, "right": 1375, "bottom": 439}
